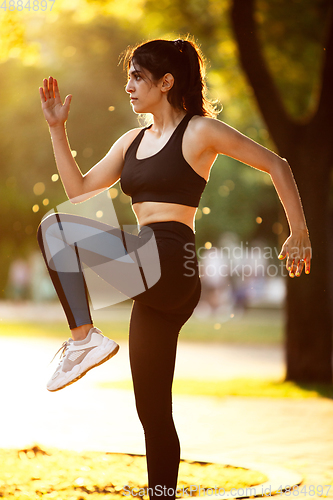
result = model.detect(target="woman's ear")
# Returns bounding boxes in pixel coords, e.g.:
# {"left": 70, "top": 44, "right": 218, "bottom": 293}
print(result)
{"left": 161, "top": 73, "right": 175, "bottom": 93}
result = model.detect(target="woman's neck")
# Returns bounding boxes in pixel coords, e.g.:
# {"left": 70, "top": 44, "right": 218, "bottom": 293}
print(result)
{"left": 149, "top": 108, "right": 187, "bottom": 138}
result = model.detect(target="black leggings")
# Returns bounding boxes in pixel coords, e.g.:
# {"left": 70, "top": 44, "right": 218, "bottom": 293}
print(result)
{"left": 37, "top": 213, "right": 201, "bottom": 499}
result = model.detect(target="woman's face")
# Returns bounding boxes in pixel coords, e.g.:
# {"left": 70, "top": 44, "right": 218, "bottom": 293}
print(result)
{"left": 125, "top": 62, "right": 163, "bottom": 114}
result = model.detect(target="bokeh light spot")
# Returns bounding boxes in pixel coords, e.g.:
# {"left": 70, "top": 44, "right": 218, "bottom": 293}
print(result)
{"left": 259, "top": 129, "right": 269, "bottom": 140}
{"left": 63, "top": 46, "right": 77, "bottom": 57}
{"left": 272, "top": 222, "right": 283, "bottom": 235}
{"left": 224, "top": 179, "right": 235, "bottom": 190}
{"left": 83, "top": 147, "right": 93, "bottom": 158}
{"left": 33, "top": 182, "right": 45, "bottom": 195}
{"left": 74, "top": 478, "right": 85, "bottom": 486}
{"left": 108, "top": 188, "right": 118, "bottom": 199}
{"left": 32, "top": 204, "right": 39, "bottom": 213}
{"left": 218, "top": 185, "right": 229, "bottom": 197}
{"left": 51, "top": 174, "right": 59, "bottom": 182}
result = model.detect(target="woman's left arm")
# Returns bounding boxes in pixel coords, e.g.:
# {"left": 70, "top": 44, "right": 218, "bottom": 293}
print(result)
{"left": 201, "top": 118, "right": 312, "bottom": 278}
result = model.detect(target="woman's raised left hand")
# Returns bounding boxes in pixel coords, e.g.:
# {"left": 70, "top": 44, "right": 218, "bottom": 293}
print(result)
{"left": 278, "top": 229, "right": 312, "bottom": 277}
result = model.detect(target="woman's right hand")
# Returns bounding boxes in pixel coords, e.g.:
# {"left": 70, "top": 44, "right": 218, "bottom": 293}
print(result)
{"left": 39, "top": 76, "right": 72, "bottom": 128}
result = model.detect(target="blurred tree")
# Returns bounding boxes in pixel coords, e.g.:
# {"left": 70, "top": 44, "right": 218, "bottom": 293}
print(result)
{"left": 0, "top": 4, "right": 279, "bottom": 295}
{"left": 231, "top": 0, "right": 332, "bottom": 383}
{"left": 0, "top": 15, "right": 140, "bottom": 294}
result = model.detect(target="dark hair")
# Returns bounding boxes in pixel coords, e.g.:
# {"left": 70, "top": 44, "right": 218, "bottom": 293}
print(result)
{"left": 122, "top": 37, "right": 218, "bottom": 118}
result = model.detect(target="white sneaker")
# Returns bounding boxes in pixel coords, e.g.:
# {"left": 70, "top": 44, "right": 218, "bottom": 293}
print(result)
{"left": 47, "top": 327, "right": 119, "bottom": 392}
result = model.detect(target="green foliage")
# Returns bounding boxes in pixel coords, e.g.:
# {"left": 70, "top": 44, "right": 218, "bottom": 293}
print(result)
{"left": 0, "top": 17, "right": 140, "bottom": 294}
{"left": 256, "top": 0, "right": 330, "bottom": 119}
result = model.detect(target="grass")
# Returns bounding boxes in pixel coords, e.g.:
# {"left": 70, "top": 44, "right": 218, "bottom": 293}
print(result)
{"left": 0, "top": 307, "right": 331, "bottom": 399}
{"left": 0, "top": 446, "right": 268, "bottom": 499}
{"left": 180, "top": 309, "right": 283, "bottom": 344}
{"left": 0, "top": 321, "right": 130, "bottom": 341}
{"left": 0, "top": 307, "right": 283, "bottom": 344}
{"left": 98, "top": 378, "right": 333, "bottom": 400}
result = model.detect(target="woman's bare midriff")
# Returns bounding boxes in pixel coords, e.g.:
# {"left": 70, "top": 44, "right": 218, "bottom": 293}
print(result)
{"left": 133, "top": 201, "right": 197, "bottom": 232}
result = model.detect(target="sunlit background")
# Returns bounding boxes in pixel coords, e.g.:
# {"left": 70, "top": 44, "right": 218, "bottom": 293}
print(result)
{"left": 0, "top": 2, "right": 332, "bottom": 492}
{"left": 1, "top": 0, "right": 326, "bottom": 310}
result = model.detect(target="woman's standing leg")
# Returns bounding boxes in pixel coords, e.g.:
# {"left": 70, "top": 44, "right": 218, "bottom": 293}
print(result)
{"left": 129, "top": 301, "right": 181, "bottom": 500}
{"left": 128, "top": 291, "right": 201, "bottom": 500}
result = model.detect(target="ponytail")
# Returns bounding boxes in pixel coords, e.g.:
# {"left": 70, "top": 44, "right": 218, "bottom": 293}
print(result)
{"left": 122, "top": 37, "right": 219, "bottom": 118}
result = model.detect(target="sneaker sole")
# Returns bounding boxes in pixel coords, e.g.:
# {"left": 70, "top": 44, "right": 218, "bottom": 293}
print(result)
{"left": 48, "top": 342, "right": 120, "bottom": 392}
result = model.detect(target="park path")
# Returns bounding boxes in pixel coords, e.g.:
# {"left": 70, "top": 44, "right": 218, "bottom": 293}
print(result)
{"left": 0, "top": 301, "right": 332, "bottom": 497}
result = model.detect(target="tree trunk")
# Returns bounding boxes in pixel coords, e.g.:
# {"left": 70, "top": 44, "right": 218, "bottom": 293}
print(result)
{"left": 231, "top": 0, "right": 333, "bottom": 383}
{"left": 282, "top": 137, "right": 332, "bottom": 382}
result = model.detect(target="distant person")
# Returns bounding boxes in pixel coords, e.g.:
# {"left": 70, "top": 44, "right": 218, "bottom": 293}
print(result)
{"left": 6, "top": 258, "right": 30, "bottom": 301}
{"left": 38, "top": 38, "right": 312, "bottom": 500}
{"left": 199, "top": 248, "right": 232, "bottom": 316}
{"left": 28, "top": 251, "right": 57, "bottom": 302}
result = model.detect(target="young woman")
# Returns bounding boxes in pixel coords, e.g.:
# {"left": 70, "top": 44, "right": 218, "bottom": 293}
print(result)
{"left": 38, "top": 38, "right": 311, "bottom": 499}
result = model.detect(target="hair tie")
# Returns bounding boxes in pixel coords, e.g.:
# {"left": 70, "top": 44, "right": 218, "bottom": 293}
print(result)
{"left": 173, "top": 39, "right": 185, "bottom": 51}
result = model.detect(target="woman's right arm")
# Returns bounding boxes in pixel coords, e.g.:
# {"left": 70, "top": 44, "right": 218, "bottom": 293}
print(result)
{"left": 39, "top": 76, "right": 139, "bottom": 203}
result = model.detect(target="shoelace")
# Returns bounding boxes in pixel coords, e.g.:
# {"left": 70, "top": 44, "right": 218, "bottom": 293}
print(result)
{"left": 50, "top": 340, "right": 71, "bottom": 365}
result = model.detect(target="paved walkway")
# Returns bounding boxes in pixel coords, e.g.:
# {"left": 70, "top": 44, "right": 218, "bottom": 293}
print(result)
{"left": 0, "top": 302, "right": 332, "bottom": 497}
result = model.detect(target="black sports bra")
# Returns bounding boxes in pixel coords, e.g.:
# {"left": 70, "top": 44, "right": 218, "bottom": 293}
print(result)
{"left": 120, "top": 114, "right": 207, "bottom": 208}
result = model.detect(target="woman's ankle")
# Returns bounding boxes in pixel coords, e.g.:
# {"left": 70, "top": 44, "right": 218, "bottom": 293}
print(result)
{"left": 71, "top": 323, "right": 94, "bottom": 341}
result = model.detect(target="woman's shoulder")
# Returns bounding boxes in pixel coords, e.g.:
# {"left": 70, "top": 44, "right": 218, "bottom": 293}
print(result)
{"left": 115, "top": 127, "right": 144, "bottom": 155}
{"left": 188, "top": 114, "right": 221, "bottom": 133}
{"left": 190, "top": 114, "right": 221, "bottom": 124}
{"left": 121, "top": 127, "right": 144, "bottom": 143}
{"left": 188, "top": 115, "right": 238, "bottom": 142}
{"left": 107, "top": 127, "right": 145, "bottom": 161}
{"left": 186, "top": 114, "right": 223, "bottom": 141}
